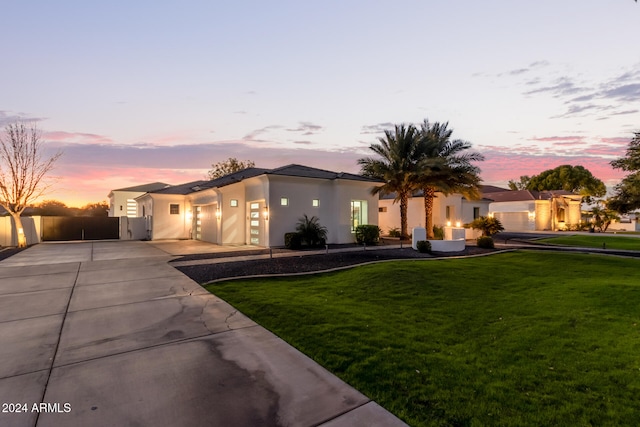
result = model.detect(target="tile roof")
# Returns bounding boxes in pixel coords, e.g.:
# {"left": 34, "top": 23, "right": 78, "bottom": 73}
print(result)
{"left": 267, "top": 164, "right": 382, "bottom": 182}
{"left": 483, "top": 189, "right": 582, "bottom": 202}
{"left": 142, "top": 164, "right": 380, "bottom": 196}
{"left": 111, "top": 182, "right": 171, "bottom": 192}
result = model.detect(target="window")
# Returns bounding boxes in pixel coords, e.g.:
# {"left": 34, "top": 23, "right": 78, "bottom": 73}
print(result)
{"left": 169, "top": 204, "right": 180, "bottom": 215}
{"left": 126, "top": 199, "right": 137, "bottom": 217}
{"left": 378, "top": 207, "right": 387, "bottom": 213}
{"left": 230, "top": 199, "right": 238, "bottom": 207}
{"left": 312, "top": 199, "right": 319, "bottom": 207}
{"left": 445, "top": 206, "right": 453, "bottom": 220}
{"left": 350, "top": 200, "right": 368, "bottom": 231}
{"left": 473, "top": 207, "right": 480, "bottom": 219}
{"left": 280, "top": 197, "right": 289, "bottom": 206}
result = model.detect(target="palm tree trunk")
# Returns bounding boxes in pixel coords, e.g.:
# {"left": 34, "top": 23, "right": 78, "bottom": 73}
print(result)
{"left": 423, "top": 186, "right": 436, "bottom": 239}
{"left": 11, "top": 213, "right": 27, "bottom": 248}
{"left": 400, "top": 192, "right": 409, "bottom": 239}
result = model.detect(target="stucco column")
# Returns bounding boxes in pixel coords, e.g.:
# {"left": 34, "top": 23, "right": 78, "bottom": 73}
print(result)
{"left": 534, "top": 200, "right": 551, "bottom": 231}
{"left": 567, "top": 200, "right": 582, "bottom": 227}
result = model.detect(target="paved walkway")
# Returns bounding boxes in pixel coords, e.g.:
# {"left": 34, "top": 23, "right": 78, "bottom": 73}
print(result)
{"left": 0, "top": 241, "right": 406, "bottom": 427}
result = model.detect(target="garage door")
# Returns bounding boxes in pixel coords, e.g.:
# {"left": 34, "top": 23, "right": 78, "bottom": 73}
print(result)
{"left": 493, "top": 212, "right": 533, "bottom": 231}
{"left": 199, "top": 205, "right": 217, "bottom": 243}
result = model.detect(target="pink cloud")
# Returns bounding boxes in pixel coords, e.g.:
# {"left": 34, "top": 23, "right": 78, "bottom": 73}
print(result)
{"left": 44, "top": 131, "right": 113, "bottom": 145}
{"left": 529, "top": 136, "right": 587, "bottom": 143}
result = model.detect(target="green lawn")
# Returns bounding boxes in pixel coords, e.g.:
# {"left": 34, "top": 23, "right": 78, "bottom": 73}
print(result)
{"left": 205, "top": 252, "right": 640, "bottom": 426}
{"left": 537, "top": 234, "right": 640, "bottom": 250}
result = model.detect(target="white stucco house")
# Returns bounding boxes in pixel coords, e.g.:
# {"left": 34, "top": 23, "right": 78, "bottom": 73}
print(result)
{"left": 377, "top": 190, "right": 492, "bottom": 234}
{"left": 134, "top": 164, "right": 383, "bottom": 247}
{"left": 483, "top": 186, "right": 583, "bottom": 231}
{"left": 108, "top": 182, "right": 170, "bottom": 218}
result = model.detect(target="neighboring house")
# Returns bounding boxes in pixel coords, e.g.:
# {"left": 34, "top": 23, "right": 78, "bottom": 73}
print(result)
{"left": 377, "top": 191, "right": 492, "bottom": 234}
{"left": 108, "top": 182, "right": 170, "bottom": 218}
{"left": 134, "top": 164, "right": 383, "bottom": 247}
{"left": 483, "top": 186, "right": 583, "bottom": 231}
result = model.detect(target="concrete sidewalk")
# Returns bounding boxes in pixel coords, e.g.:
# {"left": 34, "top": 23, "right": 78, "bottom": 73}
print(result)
{"left": 0, "top": 241, "right": 406, "bottom": 427}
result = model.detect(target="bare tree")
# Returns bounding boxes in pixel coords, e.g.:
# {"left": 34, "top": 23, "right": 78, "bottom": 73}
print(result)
{"left": 207, "top": 157, "right": 255, "bottom": 180}
{"left": 0, "top": 122, "right": 62, "bottom": 247}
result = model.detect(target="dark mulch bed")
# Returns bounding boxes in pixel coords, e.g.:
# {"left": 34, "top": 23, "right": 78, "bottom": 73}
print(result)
{"left": 0, "top": 247, "right": 26, "bottom": 261}
{"left": 175, "top": 246, "right": 496, "bottom": 284}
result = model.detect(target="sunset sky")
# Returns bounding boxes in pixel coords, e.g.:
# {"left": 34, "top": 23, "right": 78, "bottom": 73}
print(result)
{"left": 2, "top": 1, "right": 639, "bottom": 207}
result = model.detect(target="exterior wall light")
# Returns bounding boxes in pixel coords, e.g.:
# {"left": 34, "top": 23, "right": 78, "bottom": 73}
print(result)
{"left": 263, "top": 206, "right": 269, "bottom": 220}
{"left": 216, "top": 208, "right": 221, "bottom": 220}
{"left": 528, "top": 211, "right": 535, "bottom": 221}
{"left": 446, "top": 221, "right": 452, "bottom": 227}
{"left": 186, "top": 209, "right": 193, "bottom": 221}
{"left": 455, "top": 221, "right": 461, "bottom": 228}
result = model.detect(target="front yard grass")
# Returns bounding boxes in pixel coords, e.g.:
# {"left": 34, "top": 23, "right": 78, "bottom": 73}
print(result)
{"left": 537, "top": 234, "right": 640, "bottom": 250}
{"left": 205, "top": 252, "right": 640, "bottom": 426}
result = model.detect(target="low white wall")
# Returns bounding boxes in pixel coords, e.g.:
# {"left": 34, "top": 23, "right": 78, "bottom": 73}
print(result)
{"left": 428, "top": 239, "right": 466, "bottom": 252}
{"left": 0, "top": 216, "right": 41, "bottom": 247}
{"left": 119, "top": 217, "right": 148, "bottom": 240}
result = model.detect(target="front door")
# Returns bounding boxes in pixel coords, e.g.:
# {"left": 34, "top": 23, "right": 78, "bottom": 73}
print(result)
{"left": 249, "top": 202, "right": 261, "bottom": 245}
{"left": 194, "top": 206, "right": 202, "bottom": 240}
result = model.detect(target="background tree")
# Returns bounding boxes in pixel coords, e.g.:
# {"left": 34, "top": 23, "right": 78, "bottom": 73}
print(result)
{"left": 609, "top": 131, "right": 640, "bottom": 213}
{"left": 508, "top": 175, "right": 531, "bottom": 191}
{"left": 208, "top": 157, "right": 255, "bottom": 180}
{"left": 521, "top": 165, "right": 606, "bottom": 201}
{"left": 0, "top": 122, "right": 61, "bottom": 247}
{"left": 35, "top": 200, "right": 72, "bottom": 216}
{"left": 358, "top": 124, "right": 422, "bottom": 239}
{"left": 416, "top": 120, "right": 484, "bottom": 239}
{"left": 79, "top": 201, "right": 109, "bottom": 217}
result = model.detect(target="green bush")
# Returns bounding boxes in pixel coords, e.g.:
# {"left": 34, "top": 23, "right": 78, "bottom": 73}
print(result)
{"left": 477, "top": 236, "right": 495, "bottom": 249}
{"left": 416, "top": 240, "right": 431, "bottom": 253}
{"left": 468, "top": 216, "right": 505, "bottom": 236}
{"left": 284, "top": 232, "right": 303, "bottom": 249}
{"left": 432, "top": 225, "right": 444, "bottom": 240}
{"left": 355, "top": 225, "right": 381, "bottom": 245}
{"left": 296, "top": 214, "right": 328, "bottom": 247}
{"left": 387, "top": 227, "right": 401, "bottom": 238}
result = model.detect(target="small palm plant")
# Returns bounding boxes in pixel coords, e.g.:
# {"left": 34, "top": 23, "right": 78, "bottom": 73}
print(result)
{"left": 468, "top": 216, "right": 504, "bottom": 237}
{"left": 295, "top": 214, "right": 328, "bottom": 247}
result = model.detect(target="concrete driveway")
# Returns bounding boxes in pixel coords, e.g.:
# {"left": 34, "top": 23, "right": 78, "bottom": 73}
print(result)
{"left": 0, "top": 241, "right": 406, "bottom": 427}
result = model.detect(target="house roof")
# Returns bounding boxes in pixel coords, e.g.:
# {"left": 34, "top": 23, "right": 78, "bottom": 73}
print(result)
{"left": 110, "top": 182, "right": 171, "bottom": 193}
{"left": 484, "top": 189, "right": 582, "bottom": 202}
{"left": 141, "top": 164, "right": 380, "bottom": 197}
{"left": 480, "top": 185, "right": 510, "bottom": 193}
{"left": 147, "top": 180, "right": 211, "bottom": 195}
{"left": 266, "top": 164, "right": 382, "bottom": 182}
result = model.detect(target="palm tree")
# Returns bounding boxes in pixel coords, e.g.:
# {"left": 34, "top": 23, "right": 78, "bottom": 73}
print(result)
{"left": 358, "top": 124, "right": 421, "bottom": 239}
{"left": 416, "top": 120, "right": 485, "bottom": 239}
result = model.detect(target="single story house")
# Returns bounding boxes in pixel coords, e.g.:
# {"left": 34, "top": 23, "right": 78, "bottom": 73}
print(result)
{"left": 108, "top": 182, "right": 170, "bottom": 218}
{"left": 483, "top": 186, "right": 583, "bottom": 231}
{"left": 134, "top": 164, "right": 383, "bottom": 247}
{"left": 377, "top": 190, "right": 492, "bottom": 234}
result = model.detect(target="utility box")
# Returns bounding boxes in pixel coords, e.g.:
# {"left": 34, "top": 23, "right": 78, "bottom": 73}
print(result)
{"left": 412, "top": 227, "right": 427, "bottom": 250}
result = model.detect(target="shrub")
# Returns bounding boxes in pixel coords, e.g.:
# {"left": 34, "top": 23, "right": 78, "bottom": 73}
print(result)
{"left": 416, "top": 240, "right": 431, "bottom": 253}
{"left": 476, "top": 236, "right": 495, "bottom": 249}
{"left": 432, "top": 225, "right": 444, "bottom": 240}
{"left": 387, "top": 227, "right": 401, "bottom": 238}
{"left": 295, "top": 214, "right": 328, "bottom": 247}
{"left": 355, "top": 224, "right": 381, "bottom": 245}
{"left": 468, "top": 216, "right": 505, "bottom": 236}
{"left": 284, "top": 232, "right": 302, "bottom": 249}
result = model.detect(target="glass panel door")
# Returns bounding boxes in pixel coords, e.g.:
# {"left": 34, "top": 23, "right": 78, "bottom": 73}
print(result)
{"left": 249, "top": 202, "right": 260, "bottom": 245}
